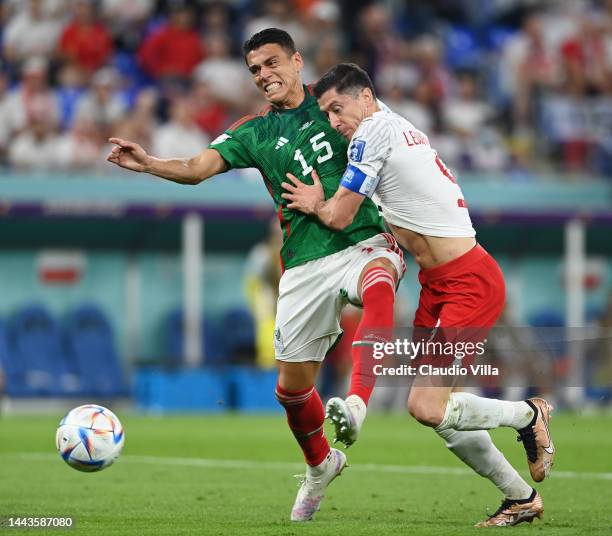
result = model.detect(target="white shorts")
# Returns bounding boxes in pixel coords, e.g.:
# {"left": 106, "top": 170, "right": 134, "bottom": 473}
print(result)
{"left": 274, "top": 233, "right": 405, "bottom": 362}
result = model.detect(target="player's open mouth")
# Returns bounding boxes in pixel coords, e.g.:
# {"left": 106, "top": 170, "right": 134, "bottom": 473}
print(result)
{"left": 265, "top": 82, "right": 282, "bottom": 94}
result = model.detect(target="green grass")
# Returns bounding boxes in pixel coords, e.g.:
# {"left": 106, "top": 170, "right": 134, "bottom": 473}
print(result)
{"left": 1, "top": 411, "right": 611, "bottom": 535}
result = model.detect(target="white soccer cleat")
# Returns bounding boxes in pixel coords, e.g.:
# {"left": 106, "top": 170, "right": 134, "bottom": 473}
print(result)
{"left": 290, "top": 448, "right": 347, "bottom": 521}
{"left": 325, "top": 395, "right": 366, "bottom": 448}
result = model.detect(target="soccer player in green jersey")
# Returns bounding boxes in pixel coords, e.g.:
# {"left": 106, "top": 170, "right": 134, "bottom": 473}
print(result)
{"left": 107, "top": 29, "right": 405, "bottom": 521}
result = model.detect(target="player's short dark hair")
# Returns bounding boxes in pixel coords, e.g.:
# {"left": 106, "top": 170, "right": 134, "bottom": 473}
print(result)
{"left": 243, "top": 28, "right": 296, "bottom": 59}
{"left": 314, "top": 63, "right": 376, "bottom": 100}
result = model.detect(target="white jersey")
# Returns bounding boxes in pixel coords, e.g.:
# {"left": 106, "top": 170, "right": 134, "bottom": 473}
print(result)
{"left": 339, "top": 101, "right": 476, "bottom": 238}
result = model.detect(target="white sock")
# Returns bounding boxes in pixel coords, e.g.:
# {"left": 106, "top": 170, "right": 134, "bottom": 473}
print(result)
{"left": 436, "top": 392, "right": 535, "bottom": 432}
{"left": 436, "top": 428, "right": 533, "bottom": 500}
{"left": 307, "top": 450, "right": 333, "bottom": 477}
{"left": 346, "top": 394, "right": 367, "bottom": 428}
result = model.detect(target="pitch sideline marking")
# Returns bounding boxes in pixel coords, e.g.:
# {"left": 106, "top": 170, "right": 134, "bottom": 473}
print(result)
{"left": 5, "top": 452, "right": 612, "bottom": 481}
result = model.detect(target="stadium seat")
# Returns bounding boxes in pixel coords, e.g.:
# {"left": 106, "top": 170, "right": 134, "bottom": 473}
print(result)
{"left": 528, "top": 308, "right": 566, "bottom": 359}
{"left": 134, "top": 368, "right": 227, "bottom": 412}
{"left": 63, "top": 304, "right": 126, "bottom": 397}
{"left": 485, "top": 26, "right": 516, "bottom": 51}
{"left": 0, "top": 318, "right": 29, "bottom": 396}
{"left": 112, "top": 51, "right": 149, "bottom": 95}
{"left": 230, "top": 366, "right": 280, "bottom": 412}
{"left": 221, "top": 307, "right": 255, "bottom": 364}
{"left": 443, "top": 25, "right": 485, "bottom": 70}
{"left": 162, "top": 308, "right": 226, "bottom": 368}
{"left": 6, "top": 304, "right": 79, "bottom": 396}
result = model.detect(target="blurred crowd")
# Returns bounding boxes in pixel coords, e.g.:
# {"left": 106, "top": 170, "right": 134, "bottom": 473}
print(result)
{"left": 1, "top": 0, "right": 612, "bottom": 178}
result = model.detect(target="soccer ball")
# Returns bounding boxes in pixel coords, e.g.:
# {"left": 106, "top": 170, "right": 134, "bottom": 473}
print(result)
{"left": 56, "top": 404, "right": 125, "bottom": 472}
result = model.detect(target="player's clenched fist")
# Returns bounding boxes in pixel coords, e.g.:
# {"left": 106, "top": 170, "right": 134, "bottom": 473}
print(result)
{"left": 106, "top": 137, "right": 151, "bottom": 172}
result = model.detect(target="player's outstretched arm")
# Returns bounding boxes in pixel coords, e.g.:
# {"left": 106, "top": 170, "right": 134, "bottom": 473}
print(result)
{"left": 282, "top": 170, "right": 364, "bottom": 230}
{"left": 106, "top": 137, "right": 228, "bottom": 185}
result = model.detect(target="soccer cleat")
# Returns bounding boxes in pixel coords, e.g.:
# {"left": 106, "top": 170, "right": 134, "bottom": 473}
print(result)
{"left": 290, "top": 448, "right": 347, "bottom": 521}
{"left": 517, "top": 398, "right": 555, "bottom": 482}
{"left": 325, "top": 395, "right": 366, "bottom": 448}
{"left": 475, "top": 489, "right": 544, "bottom": 527}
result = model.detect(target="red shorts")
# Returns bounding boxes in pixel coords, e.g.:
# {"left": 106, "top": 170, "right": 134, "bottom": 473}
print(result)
{"left": 412, "top": 244, "right": 505, "bottom": 370}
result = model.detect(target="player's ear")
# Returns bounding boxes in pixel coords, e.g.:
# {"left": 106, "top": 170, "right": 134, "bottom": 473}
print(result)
{"left": 362, "top": 87, "right": 375, "bottom": 105}
{"left": 292, "top": 51, "right": 304, "bottom": 72}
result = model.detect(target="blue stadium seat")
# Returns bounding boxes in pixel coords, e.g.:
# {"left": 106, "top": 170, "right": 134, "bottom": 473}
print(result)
{"left": 0, "top": 318, "right": 28, "bottom": 396}
{"left": 134, "top": 368, "right": 227, "bottom": 412}
{"left": 222, "top": 307, "right": 255, "bottom": 363}
{"left": 63, "top": 304, "right": 126, "bottom": 397}
{"left": 230, "top": 366, "right": 280, "bottom": 412}
{"left": 443, "top": 25, "right": 485, "bottom": 70}
{"left": 7, "top": 304, "right": 79, "bottom": 396}
{"left": 485, "top": 26, "right": 516, "bottom": 51}
{"left": 528, "top": 308, "right": 566, "bottom": 358}
{"left": 163, "top": 309, "right": 226, "bottom": 368}
{"left": 112, "top": 51, "right": 149, "bottom": 93}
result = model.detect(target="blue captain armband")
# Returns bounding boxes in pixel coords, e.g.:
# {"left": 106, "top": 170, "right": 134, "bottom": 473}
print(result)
{"left": 340, "top": 164, "right": 380, "bottom": 198}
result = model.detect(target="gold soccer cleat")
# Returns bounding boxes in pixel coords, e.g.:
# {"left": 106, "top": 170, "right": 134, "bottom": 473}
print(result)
{"left": 475, "top": 490, "right": 544, "bottom": 528}
{"left": 517, "top": 398, "right": 555, "bottom": 482}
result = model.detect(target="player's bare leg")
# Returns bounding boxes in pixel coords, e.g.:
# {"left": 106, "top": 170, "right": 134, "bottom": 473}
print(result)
{"left": 326, "top": 257, "right": 398, "bottom": 448}
{"left": 276, "top": 360, "right": 347, "bottom": 521}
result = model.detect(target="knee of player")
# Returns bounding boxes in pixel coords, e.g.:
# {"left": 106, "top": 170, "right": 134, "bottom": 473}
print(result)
{"left": 407, "top": 395, "right": 445, "bottom": 428}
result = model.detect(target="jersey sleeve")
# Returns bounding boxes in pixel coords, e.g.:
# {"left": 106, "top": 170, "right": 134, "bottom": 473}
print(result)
{"left": 340, "top": 115, "right": 391, "bottom": 198}
{"left": 208, "top": 119, "right": 257, "bottom": 169}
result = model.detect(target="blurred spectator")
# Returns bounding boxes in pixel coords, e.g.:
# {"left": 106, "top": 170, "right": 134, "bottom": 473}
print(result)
{"left": 2, "top": 0, "right": 64, "bottom": 68}
{"left": 2, "top": 57, "right": 60, "bottom": 136}
{"left": 112, "top": 87, "right": 158, "bottom": 151}
{"left": 412, "top": 36, "right": 452, "bottom": 106}
{"left": 245, "top": 0, "right": 308, "bottom": 51}
{"left": 4, "top": 0, "right": 68, "bottom": 17}
{"left": 151, "top": 96, "right": 210, "bottom": 158}
{"left": 200, "top": 1, "right": 241, "bottom": 54}
{"left": 76, "top": 67, "right": 126, "bottom": 137}
{"left": 101, "top": 0, "right": 154, "bottom": 52}
{"left": 138, "top": 4, "right": 203, "bottom": 81}
{"left": 499, "top": 12, "right": 560, "bottom": 128}
{"left": 98, "top": 86, "right": 158, "bottom": 169}
{"left": 352, "top": 3, "right": 404, "bottom": 82}
{"left": 243, "top": 217, "right": 282, "bottom": 369}
{"left": 58, "top": 0, "right": 114, "bottom": 74}
{"left": 559, "top": 11, "right": 612, "bottom": 97}
{"left": 442, "top": 71, "right": 508, "bottom": 172}
{"left": 0, "top": 67, "right": 12, "bottom": 161}
{"left": 380, "top": 77, "right": 433, "bottom": 133}
{"left": 56, "top": 62, "right": 86, "bottom": 130}
{"left": 443, "top": 72, "right": 493, "bottom": 137}
{"left": 303, "top": 1, "right": 343, "bottom": 78}
{"left": 193, "top": 33, "right": 252, "bottom": 109}
{"left": 190, "top": 80, "right": 230, "bottom": 138}
{"left": 55, "top": 109, "right": 104, "bottom": 170}
{"left": 8, "top": 105, "right": 62, "bottom": 171}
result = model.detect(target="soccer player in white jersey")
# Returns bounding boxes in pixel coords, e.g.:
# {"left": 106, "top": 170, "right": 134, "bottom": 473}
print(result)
{"left": 282, "top": 63, "right": 555, "bottom": 527}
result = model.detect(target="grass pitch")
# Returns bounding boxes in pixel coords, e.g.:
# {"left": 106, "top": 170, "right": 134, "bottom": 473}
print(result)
{"left": 1, "top": 410, "right": 611, "bottom": 535}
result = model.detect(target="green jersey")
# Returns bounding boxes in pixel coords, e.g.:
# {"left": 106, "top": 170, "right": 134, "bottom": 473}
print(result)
{"left": 209, "top": 86, "right": 384, "bottom": 270}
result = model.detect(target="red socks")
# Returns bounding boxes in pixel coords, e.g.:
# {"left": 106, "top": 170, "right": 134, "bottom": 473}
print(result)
{"left": 348, "top": 267, "right": 395, "bottom": 405}
{"left": 275, "top": 384, "right": 330, "bottom": 466}
{"left": 275, "top": 267, "right": 394, "bottom": 465}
